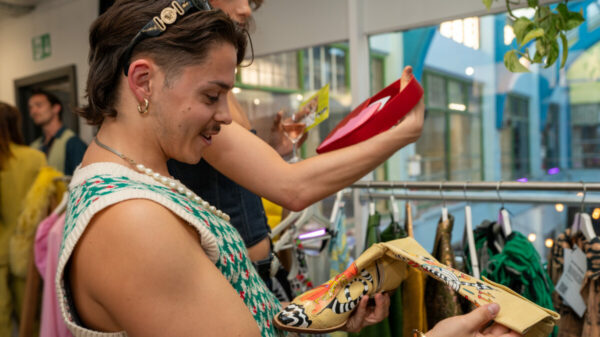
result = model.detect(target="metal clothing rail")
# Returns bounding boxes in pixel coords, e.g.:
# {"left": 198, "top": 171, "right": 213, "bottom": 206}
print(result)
{"left": 351, "top": 180, "right": 600, "bottom": 192}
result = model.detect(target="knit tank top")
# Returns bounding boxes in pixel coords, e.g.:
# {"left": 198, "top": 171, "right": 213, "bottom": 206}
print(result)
{"left": 56, "top": 162, "right": 282, "bottom": 337}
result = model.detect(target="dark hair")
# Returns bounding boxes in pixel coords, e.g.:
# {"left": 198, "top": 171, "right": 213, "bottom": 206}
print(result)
{"left": 0, "top": 101, "right": 25, "bottom": 169}
{"left": 249, "top": 0, "right": 263, "bottom": 10}
{"left": 30, "top": 88, "right": 63, "bottom": 118}
{"left": 81, "top": 0, "right": 248, "bottom": 125}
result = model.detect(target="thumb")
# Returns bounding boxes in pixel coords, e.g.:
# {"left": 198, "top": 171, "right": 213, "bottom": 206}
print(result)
{"left": 463, "top": 303, "right": 500, "bottom": 332}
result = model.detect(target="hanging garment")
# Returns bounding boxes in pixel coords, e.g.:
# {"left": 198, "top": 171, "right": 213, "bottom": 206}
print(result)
{"left": 426, "top": 214, "right": 464, "bottom": 329}
{"left": 350, "top": 212, "right": 392, "bottom": 337}
{"left": 4, "top": 166, "right": 65, "bottom": 332}
{"left": 463, "top": 220, "right": 505, "bottom": 277}
{"left": 329, "top": 204, "right": 350, "bottom": 279}
{"left": 380, "top": 217, "right": 407, "bottom": 337}
{"left": 289, "top": 239, "right": 314, "bottom": 297}
{"left": 547, "top": 229, "right": 584, "bottom": 337}
{"left": 484, "top": 231, "right": 557, "bottom": 337}
{"left": 581, "top": 237, "right": 600, "bottom": 337}
{"left": 402, "top": 205, "right": 428, "bottom": 336}
{"left": 0, "top": 144, "right": 46, "bottom": 337}
{"left": 34, "top": 213, "right": 73, "bottom": 337}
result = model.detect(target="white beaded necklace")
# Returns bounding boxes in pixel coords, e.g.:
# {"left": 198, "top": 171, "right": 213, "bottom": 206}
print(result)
{"left": 94, "top": 137, "right": 230, "bottom": 221}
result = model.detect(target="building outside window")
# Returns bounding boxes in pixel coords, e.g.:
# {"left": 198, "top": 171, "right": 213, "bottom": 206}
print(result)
{"left": 501, "top": 94, "right": 530, "bottom": 180}
{"left": 416, "top": 71, "right": 483, "bottom": 181}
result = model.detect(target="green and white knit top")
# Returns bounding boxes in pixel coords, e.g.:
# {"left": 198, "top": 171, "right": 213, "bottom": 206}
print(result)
{"left": 56, "top": 162, "right": 282, "bottom": 337}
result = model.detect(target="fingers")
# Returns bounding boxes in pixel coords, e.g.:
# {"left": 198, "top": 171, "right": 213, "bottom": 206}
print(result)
{"left": 463, "top": 304, "right": 500, "bottom": 333}
{"left": 370, "top": 293, "right": 390, "bottom": 322}
{"left": 344, "top": 295, "right": 369, "bottom": 333}
{"left": 400, "top": 66, "right": 413, "bottom": 91}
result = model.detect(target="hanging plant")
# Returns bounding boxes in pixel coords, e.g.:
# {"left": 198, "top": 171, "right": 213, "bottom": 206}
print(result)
{"left": 483, "top": 0, "right": 585, "bottom": 72}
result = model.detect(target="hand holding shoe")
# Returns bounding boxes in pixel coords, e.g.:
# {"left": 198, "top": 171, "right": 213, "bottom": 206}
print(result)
{"left": 427, "top": 304, "right": 522, "bottom": 337}
{"left": 343, "top": 293, "right": 390, "bottom": 333}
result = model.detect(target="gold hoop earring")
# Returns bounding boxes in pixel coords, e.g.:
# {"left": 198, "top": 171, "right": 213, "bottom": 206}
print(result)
{"left": 137, "top": 98, "right": 149, "bottom": 114}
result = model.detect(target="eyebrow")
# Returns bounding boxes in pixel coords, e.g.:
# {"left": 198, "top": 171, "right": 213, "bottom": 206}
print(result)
{"left": 208, "top": 81, "right": 233, "bottom": 90}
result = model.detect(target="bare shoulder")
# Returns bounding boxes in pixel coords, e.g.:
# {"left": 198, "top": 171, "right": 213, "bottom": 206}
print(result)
{"left": 69, "top": 199, "right": 261, "bottom": 336}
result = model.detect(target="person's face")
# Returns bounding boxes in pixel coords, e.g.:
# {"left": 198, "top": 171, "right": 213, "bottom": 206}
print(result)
{"left": 28, "top": 94, "right": 59, "bottom": 126}
{"left": 210, "top": 0, "right": 252, "bottom": 24}
{"left": 151, "top": 42, "right": 237, "bottom": 164}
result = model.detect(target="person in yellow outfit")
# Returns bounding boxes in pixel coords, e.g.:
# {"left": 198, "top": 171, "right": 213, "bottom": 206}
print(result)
{"left": 0, "top": 102, "right": 46, "bottom": 336}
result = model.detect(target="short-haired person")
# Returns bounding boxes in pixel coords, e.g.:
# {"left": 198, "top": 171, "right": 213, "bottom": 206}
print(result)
{"left": 58, "top": 1, "right": 521, "bottom": 336}
{"left": 0, "top": 102, "right": 46, "bottom": 336}
{"left": 28, "top": 88, "right": 87, "bottom": 175}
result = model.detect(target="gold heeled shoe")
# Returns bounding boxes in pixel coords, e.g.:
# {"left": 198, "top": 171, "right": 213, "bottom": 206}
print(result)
{"left": 274, "top": 237, "right": 559, "bottom": 337}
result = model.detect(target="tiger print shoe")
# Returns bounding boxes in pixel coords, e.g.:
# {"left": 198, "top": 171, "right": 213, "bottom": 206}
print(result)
{"left": 274, "top": 237, "right": 560, "bottom": 336}
{"left": 273, "top": 243, "right": 408, "bottom": 333}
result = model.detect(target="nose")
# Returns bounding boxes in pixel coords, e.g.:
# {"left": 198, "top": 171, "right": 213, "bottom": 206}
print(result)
{"left": 234, "top": 0, "right": 252, "bottom": 23}
{"left": 214, "top": 104, "right": 232, "bottom": 126}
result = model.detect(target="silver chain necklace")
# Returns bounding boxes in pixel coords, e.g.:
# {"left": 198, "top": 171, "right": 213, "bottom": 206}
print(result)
{"left": 93, "top": 137, "right": 230, "bottom": 221}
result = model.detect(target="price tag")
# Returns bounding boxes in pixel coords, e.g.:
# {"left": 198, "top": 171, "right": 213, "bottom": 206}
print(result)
{"left": 555, "top": 246, "right": 587, "bottom": 317}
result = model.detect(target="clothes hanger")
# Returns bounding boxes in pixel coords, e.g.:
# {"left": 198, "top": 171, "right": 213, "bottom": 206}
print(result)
{"left": 329, "top": 190, "right": 345, "bottom": 225}
{"left": 463, "top": 182, "right": 480, "bottom": 279}
{"left": 389, "top": 182, "right": 401, "bottom": 223}
{"left": 404, "top": 182, "right": 414, "bottom": 238}
{"left": 496, "top": 181, "right": 512, "bottom": 237}
{"left": 573, "top": 182, "right": 596, "bottom": 241}
{"left": 271, "top": 210, "right": 302, "bottom": 238}
{"left": 440, "top": 181, "right": 448, "bottom": 222}
{"left": 52, "top": 191, "right": 69, "bottom": 216}
{"left": 368, "top": 181, "right": 376, "bottom": 216}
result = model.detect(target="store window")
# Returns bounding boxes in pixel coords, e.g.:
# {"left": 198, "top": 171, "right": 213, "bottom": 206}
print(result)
{"left": 439, "top": 17, "right": 480, "bottom": 50}
{"left": 501, "top": 94, "right": 530, "bottom": 180}
{"left": 542, "top": 104, "right": 561, "bottom": 170}
{"left": 302, "top": 45, "right": 349, "bottom": 94}
{"left": 416, "top": 71, "right": 483, "bottom": 181}
{"left": 571, "top": 103, "right": 600, "bottom": 168}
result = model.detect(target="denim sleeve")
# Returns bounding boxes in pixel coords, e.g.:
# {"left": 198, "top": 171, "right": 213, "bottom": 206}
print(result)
{"left": 65, "top": 137, "right": 88, "bottom": 176}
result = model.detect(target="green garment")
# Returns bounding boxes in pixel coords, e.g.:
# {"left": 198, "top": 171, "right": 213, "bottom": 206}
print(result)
{"left": 351, "top": 213, "right": 406, "bottom": 337}
{"left": 464, "top": 224, "right": 557, "bottom": 337}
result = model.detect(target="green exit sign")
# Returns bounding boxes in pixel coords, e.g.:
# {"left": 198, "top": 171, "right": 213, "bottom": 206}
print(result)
{"left": 32, "top": 33, "right": 51, "bottom": 61}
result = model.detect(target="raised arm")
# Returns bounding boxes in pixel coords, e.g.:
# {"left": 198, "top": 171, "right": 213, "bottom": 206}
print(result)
{"left": 69, "top": 200, "right": 261, "bottom": 337}
{"left": 203, "top": 67, "right": 424, "bottom": 211}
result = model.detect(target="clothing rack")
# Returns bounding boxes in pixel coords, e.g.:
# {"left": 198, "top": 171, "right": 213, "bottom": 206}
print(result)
{"left": 349, "top": 180, "right": 600, "bottom": 205}
{"left": 347, "top": 180, "right": 600, "bottom": 255}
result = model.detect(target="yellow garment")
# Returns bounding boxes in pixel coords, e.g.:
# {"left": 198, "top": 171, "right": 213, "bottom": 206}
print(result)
{"left": 9, "top": 166, "right": 66, "bottom": 278}
{"left": 402, "top": 267, "right": 428, "bottom": 336}
{"left": 262, "top": 198, "right": 283, "bottom": 230}
{"left": 0, "top": 144, "right": 46, "bottom": 336}
{"left": 0, "top": 144, "right": 46, "bottom": 265}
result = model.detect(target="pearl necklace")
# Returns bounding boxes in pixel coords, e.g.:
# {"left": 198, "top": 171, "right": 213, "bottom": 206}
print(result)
{"left": 93, "top": 137, "right": 230, "bottom": 222}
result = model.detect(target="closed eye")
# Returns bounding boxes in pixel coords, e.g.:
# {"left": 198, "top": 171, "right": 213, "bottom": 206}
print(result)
{"left": 206, "top": 94, "right": 220, "bottom": 104}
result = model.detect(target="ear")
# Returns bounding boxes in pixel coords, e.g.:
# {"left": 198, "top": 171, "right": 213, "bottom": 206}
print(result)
{"left": 127, "top": 58, "right": 156, "bottom": 103}
{"left": 51, "top": 103, "right": 61, "bottom": 117}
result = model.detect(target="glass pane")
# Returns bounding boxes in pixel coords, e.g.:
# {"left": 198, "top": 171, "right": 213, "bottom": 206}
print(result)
{"left": 447, "top": 80, "right": 466, "bottom": 111}
{"left": 416, "top": 111, "right": 446, "bottom": 181}
{"left": 449, "top": 114, "right": 481, "bottom": 181}
{"left": 426, "top": 73, "right": 446, "bottom": 109}
{"left": 469, "top": 83, "right": 482, "bottom": 114}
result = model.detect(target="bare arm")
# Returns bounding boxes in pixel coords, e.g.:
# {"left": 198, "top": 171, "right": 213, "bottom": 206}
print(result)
{"left": 69, "top": 200, "right": 261, "bottom": 337}
{"left": 203, "top": 68, "right": 424, "bottom": 211}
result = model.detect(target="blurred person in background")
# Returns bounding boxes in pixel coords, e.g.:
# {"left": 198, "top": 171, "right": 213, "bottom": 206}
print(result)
{"left": 28, "top": 88, "right": 87, "bottom": 176}
{"left": 0, "top": 101, "right": 46, "bottom": 336}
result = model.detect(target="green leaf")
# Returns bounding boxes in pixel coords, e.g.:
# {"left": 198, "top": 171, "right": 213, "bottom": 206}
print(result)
{"left": 521, "top": 28, "right": 544, "bottom": 46}
{"left": 545, "top": 40, "right": 559, "bottom": 68}
{"left": 536, "top": 39, "right": 546, "bottom": 55}
{"left": 533, "top": 50, "right": 543, "bottom": 63}
{"left": 513, "top": 18, "right": 535, "bottom": 45}
{"left": 504, "top": 50, "right": 530, "bottom": 72}
{"left": 557, "top": 3, "right": 569, "bottom": 20}
{"left": 527, "top": 0, "right": 539, "bottom": 7}
{"left": 559, "top": 32, "right": 568, "bottom": 68}
{"left": 482, "top": 0, "right": 493, "bottom": 10}
{"left": 566, "top": 12, "right": 585, "bottom": 30}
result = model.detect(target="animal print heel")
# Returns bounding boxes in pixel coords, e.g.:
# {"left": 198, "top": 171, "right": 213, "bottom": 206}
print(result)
{"left": 273, "top": 245, "right": 407, "bottom": 333}
{"left": 274, "top": 237, "right": 560, "bottom": 336}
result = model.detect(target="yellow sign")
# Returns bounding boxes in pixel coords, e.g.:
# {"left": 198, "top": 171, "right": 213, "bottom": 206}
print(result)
{"left": 299, "top": 84, "right": 329, "bottom": 132}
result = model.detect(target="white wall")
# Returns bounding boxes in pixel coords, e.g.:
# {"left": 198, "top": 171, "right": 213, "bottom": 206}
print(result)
{"left": 0, "top": 0, "right": 97, "bottom": 142}
{"left": 252, "top": 0, "right": 561, "bottom": 56}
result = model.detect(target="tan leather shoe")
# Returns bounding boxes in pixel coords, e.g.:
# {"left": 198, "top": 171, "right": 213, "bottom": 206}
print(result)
{"left": 275, "top": 237, "right": 559, "bottom": 336}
